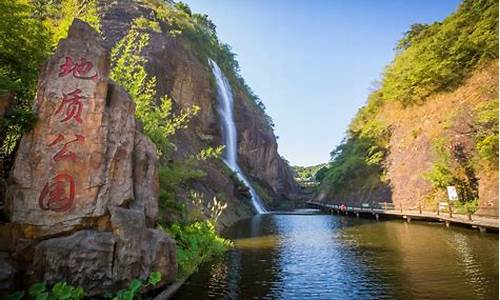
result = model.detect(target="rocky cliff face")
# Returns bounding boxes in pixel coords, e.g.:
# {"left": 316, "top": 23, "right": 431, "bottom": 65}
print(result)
{"left": 98, "top": 1, "right": 298, "bottom": 221}
{"left": 1, "top": 20, "right": 175, "bottom": 295}
{"left": 315, "top": 61, "right": 498, "bottom": 217}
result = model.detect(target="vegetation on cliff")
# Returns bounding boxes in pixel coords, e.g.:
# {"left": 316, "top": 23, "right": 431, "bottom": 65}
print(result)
{"left": 110, "top": 16, "right": 200, "bottom": 157}
{"left": 141, "top": 0, "right": 275, "bottom": 128}
{"left": 318, "top": 0, "right": 498, "bottom": 210}
{"left": 1, "top": 0, "right": 243, "bottom": 293}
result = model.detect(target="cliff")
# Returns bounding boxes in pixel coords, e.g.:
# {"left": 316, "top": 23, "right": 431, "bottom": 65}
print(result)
{"left": 315, "top": 0, "right": 498, "bottom": 217}
{"left": 98, "top": 0, "right": 298, "bottom": 224}
{"left": 316, "top": 61, "right": 498, "bottom": 215}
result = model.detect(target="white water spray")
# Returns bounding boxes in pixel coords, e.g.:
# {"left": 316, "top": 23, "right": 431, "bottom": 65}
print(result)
{"left": 209, "top": 58, "right": 267, "bottom": 214}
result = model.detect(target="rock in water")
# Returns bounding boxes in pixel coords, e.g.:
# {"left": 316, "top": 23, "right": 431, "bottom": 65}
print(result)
{"left": 5, "top": 19, "right": 176, "bottom": 295}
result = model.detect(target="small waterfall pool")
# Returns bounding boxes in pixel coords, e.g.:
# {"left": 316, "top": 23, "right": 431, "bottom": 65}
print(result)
{"left": 209, "top": 58, "right": 267, "bottom": 214}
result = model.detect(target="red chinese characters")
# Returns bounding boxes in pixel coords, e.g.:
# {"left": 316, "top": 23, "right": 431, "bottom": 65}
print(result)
{"left": 59, "top": 57, "right": 98, "bottom": 80}
{"left": 54, "top": 89, "right": 86, "bottom": 123}
{"left": 40, "top": 56, "right": 96, "bottom": 213}
{"left": 48, "top": 134, "right": 85, "bottom": 162}
{"left": 38, "top": 173, "right": 75, "bottom": 212}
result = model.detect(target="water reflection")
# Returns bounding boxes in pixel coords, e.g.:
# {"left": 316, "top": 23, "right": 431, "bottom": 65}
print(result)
{"left": 173, "top": 212, "right": 498, "bottom": 300}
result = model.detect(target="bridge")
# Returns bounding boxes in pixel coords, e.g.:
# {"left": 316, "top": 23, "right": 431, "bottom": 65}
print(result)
{"left": 306, "top": 200, "right": 499, "bottom": 233}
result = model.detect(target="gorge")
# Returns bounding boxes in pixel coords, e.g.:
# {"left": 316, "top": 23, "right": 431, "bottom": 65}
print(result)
{"left": 0, "top": 0, "right": 498, "bottom": 299}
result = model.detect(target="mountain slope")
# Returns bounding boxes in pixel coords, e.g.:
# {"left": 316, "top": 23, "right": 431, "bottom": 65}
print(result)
{"left": 315, "top": 0, "right": 498, "bottom": 216}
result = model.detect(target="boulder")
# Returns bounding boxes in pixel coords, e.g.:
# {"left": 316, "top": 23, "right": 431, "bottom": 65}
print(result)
{"left": 9, "top": 19, "right": 114, "bottom": 237}
{"left": 33, "top": 225, "right": 176, "bottom": 296}
{"left": 0, "top": 252, "right": 18, "bottom": 291}
{"left": 132, "top": 132, "right": 160, "bottom": 226}
{"left": 33, "top": 230, "right": 117, "bottom": 295}
{"left": 7, "top": 19, "right": 176, "bottom": 295}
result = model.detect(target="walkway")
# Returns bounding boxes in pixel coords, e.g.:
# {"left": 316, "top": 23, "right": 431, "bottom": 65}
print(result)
{"left": 306, "top": 201, "right": 499, "bottom": 232}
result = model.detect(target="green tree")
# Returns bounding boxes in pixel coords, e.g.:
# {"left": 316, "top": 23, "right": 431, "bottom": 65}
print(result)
{"left": 110, "top": 17, "right": 199, "bottom": 157}
{"left": 0, "top": 0, "right": 50, "bottom": 158}
{"left": 382, "top": 0, "right": 498, "bottom": 105}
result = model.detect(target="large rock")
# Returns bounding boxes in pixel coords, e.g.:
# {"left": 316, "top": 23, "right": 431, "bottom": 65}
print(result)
{"left": 7, "top": 20, "right": 176, "bottom": 294}
{"left": 9, "top": 19, "right": 115, "bottom": 237}
{"left": 33, "top": 223, "right": 176, "bottom": 295}
{"left": 0, "top": 252, "right": 18, "bottom": 291}
{"left": 33, "top": 231, "right": 117, "bottom": 294}
{"left": 132, "top": 132, "right": 160, "bottom": 226}
{"left": 9, "top": 20, "right": 161, "bottom": 237}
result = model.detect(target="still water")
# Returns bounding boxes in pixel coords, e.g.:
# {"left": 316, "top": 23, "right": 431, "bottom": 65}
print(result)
{"left": 173, "top": 210, "right": 499, "bottom": 300}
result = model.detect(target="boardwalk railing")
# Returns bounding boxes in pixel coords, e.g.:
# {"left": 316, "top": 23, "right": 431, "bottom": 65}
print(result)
{"left": 306, "top": 200, "right": 499, "bottom": 232}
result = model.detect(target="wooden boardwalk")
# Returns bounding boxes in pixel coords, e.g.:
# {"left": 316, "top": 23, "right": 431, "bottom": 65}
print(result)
{"left": 306, "top": 201, "right": 499, "bottom": 233}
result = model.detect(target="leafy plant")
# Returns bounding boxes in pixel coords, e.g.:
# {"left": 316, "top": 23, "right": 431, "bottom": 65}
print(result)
{"left": 159, "top": 221, "right": 232, "bottom": 278}
{"left": 473, "top": 99, "right": 499, "bottom": 167}
{"left": 28, "top": 282, "right": 84, "bottom": 300}
{"left": 110, "top": 17, "right": 199, "bottom": 157}
{"left": 113, "top": 272, "right": 162, "bottom": 300}
{"left": 10, "top": 272, "right": 162, "bottom": 300}
{"left": 453, "top": 198, "right": 479, "bottom": 215}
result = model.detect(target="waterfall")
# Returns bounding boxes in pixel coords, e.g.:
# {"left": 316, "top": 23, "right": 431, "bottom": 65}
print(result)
{"left": 208, "top": 58, "right": 267, "bottom": 214}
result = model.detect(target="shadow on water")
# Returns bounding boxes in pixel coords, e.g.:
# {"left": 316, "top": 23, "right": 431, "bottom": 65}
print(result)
{"left": 172, "top": 211, "right": 498, "bottom": 300}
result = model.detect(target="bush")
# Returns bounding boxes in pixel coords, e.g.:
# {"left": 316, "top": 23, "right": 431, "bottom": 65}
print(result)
{"left": 453, "top": 198, "right": 479, "bottom": 215}
{"left": 473, "top": 99, "right": 499, "bottom": 167}
{"left": 160, "top": 221, "right": 232, "bottom": 278}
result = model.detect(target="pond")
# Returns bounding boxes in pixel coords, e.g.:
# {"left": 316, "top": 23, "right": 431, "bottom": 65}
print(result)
{"left": 172, "top": 210, "right": 498, "bottom": 300}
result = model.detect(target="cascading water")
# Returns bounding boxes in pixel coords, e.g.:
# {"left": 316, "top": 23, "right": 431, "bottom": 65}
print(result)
{"left": 209, "top": 58, "right": 267, "bottom": 214}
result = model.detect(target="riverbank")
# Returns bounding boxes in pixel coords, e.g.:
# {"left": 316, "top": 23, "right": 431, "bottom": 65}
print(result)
{"left": 307, "top": 201, "right": 499, "bottom": 233}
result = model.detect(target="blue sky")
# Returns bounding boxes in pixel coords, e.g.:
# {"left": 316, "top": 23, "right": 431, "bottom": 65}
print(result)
{"left": 184, "top": 0, "right": 462, "bottom": 166}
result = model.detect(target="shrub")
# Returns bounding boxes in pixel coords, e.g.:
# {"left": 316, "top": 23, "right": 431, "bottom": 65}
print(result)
{"left": 160, "top": 221, "right": 232, "bottom": 278}
{"left": 0, "top": 0, "right": 50, "bottom": 157}
{"left": 473, "top": 99, "right": 499, "bottom": 167}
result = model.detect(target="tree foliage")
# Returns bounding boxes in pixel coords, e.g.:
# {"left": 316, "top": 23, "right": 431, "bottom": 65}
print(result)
{"left": 110, "top": 17, "right": 199, "bottom": 157}
{"left": 33, "top": 0, "right": 100, "bottom": 48}
{"left": 381, "top": 0, "right": 498, "bottom": 106}
{"left": 473, "top": 98, "right": 499, "bottom": 167}
{"left": 0, "top": 0, "right": 50, "bottom": 157}
{"left": 0, "top": 0, "right": 100, "bottom": 158}
{"left": 320, "top": 118, "right": 390, "bottom": 196}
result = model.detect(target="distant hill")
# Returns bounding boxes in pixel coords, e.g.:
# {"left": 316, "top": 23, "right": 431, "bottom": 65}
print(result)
{"left": 292, "top": 163, "right": 328, "bottom": 187}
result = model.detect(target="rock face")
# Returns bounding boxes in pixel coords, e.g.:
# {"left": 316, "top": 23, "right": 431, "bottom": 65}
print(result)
{"left": 98, "top": 1, "right": 299, "bottom": 223}
{"left": 315, "top": 61, "right": 499, "bottom": 217}
{"left": 4, "top": 20, "right": 175, "bottom": 294}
